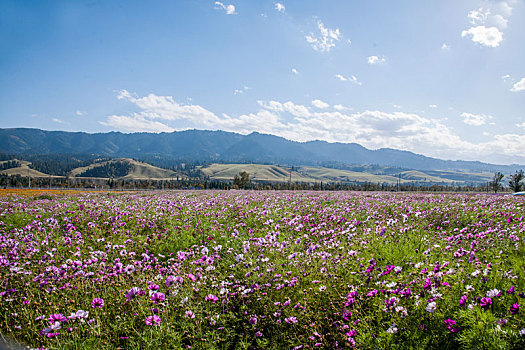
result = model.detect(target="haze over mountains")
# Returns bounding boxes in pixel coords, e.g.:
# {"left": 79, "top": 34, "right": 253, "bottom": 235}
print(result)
{"left": 0, "top": 128, "right": 522, "bottom": 174}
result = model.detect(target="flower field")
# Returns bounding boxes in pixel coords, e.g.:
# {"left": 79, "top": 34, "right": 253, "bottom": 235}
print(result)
{"left": 1, "top": 190, "right": 525, "bottom": 349}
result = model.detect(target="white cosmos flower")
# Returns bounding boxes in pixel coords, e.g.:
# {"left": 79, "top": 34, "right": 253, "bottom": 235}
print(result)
{"left": 426, "top": 302, "right": 437, "bottom": 313}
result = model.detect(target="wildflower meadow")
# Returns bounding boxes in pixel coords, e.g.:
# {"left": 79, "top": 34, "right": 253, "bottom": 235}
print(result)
{"left": 1, "top": 190, "right": 524, "bottom": 349}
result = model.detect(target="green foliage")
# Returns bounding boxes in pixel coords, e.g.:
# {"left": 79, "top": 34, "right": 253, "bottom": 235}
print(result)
{"left": 509, "top": 170, "right": 524, "bottom": 193}
{"left": 78, "top": 161, "right": 134, "bottom": 178}
{"left": 233, "top": 171, "right": 250, "bottom": 189}
{"left": 492, "top": 172, "right": 505, "bottom": 193}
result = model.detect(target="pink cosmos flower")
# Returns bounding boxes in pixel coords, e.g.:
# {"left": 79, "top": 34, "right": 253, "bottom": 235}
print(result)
{"left": 285, "top": 316, "right": 298, "bottom": 324}
{"left": 145, "top": 315, "right": 161, "bottom": 326}
{"left": 205, "top": 294, "right": 219, "bottom": 303}
{"left": 510, "top": 303, "right": 520, "bottom": 315}
{"left": 91, "top": 298, "right": 104, "bottom": 308}
{"left": 48, "top": 313, "right": 67, "bottom": 323}
{"left": 480, "top": 297, "right": 492, "bottom": 311}
{"left": 150, "top": 292, "right": 165, "bottom": 304}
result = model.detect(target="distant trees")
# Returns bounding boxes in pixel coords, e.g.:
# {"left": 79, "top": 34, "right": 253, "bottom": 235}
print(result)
{"left": 509, "top": 170, "right": 524, "bottom": 193}
{"left": 491, "top": 172, "right": 504, "bottom": 193}
{"left": 0, "top": 160, "right": 21, "bottom": 170}
{"left": 79, "top": 161, "right": 133, "bottom": 178}
{"left": 233, "top": 171, "right": 250, "bottom": 189}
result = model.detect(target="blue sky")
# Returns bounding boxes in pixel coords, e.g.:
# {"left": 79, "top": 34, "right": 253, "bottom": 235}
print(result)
{"left": 1, "top": 0, "right": 524, "bottom": 164}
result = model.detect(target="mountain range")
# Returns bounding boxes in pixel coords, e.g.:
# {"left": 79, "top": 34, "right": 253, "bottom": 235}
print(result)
{"left": 0, "top": 128, "right": 522, "bottom": 174}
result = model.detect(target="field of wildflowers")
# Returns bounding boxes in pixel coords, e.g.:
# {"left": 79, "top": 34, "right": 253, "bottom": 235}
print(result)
{"left": 1, "top": 190, "right": 525, "bottom": 349}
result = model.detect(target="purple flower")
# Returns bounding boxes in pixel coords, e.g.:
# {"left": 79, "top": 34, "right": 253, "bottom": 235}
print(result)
{"left": 48, "top": 313, "right": 67, "bottom": 323}
{"left": 205, "top": 294, "right": 219, "bottom": 303}
{"left": 125, "top": 287, "right": 144, "bottom": 301}
{"left": 507, "top": 286, "right": 515, "bottom": 294}
{"left": 480, "top": 297, "right": 492, "bottom": 311}
{"left": 285, "top": 316, "right": 298, "bottom": 324}
{"left": 255, "top": 331, "right": 262, "bottom": 337}
{"left": 165, "top": 276, "right": 175, "bottom": 287}
{"left": 41, "top": 321, "right": 61, "bottom": 335}
{"left": 342, "top": 310, "right": 352, "bottom": 321}
{"left": 145, "top": 315, "right": 161, "bottom": 326}
{"left": 460, "top": 295, "right": 467, "bottom": 308}
{"left": 510, "top": 303, "right": 520, "bottom": 315}
{"left": 91, "top": 298, "right": 104, "bottom": 308}
{"left": 444, "top": 319, "right": 460, "bottom": 333}
{"left": 69, "top": 310, "right": 89, "bottom": 320}
{"left": 150, "top": 292, "right": 165, "bottom": 304}
{"left": 185, "top": 310, "right": 195, "bottom": 319}
{"left": 249, "top": 316, "right": 258, "bottom": 325}
{"left": 346, "top": 330, "right": 357, "bottom": 337}
{"left": 148, "top": 284, "right": 160, "bottom": 291}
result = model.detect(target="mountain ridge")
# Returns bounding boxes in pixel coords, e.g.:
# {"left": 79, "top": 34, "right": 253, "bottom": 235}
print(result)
{"left": 0, "top": 127, "right": 522, "bottom": 174}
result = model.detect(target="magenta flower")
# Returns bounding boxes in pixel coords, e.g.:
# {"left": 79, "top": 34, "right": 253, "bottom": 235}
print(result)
{"left": 507, "top": 286, "right": 515, "bottom": 294}
{"left": 249, "top": 316, "right": 257, "bottom": 325}
{"left": 285, "top": 316, "right": 298, "bottom": 324}
{"left": 444, "top": 319, "right": 460, "bottom": 332}
{"left": 48, "top": 313, "right": 67, "bottom": 323}
{"left": 205, "top": 294, "right": 219, "bottom": 303}
{"left": 125, "top": 287, "right": 144, "bottom": 301}
{"left": 346, "top": 330, "right": 357, "bottom": 337}
{"left": 91, "top": 298, "right": 104, "bottom": 308}
{"left": 165, "top": 275, "right": 176, "bottom": 288}
{"left": 145, "top": 315, "right": 161, "bottom": 326}
{"left": 510, "top": 303, "right": 520, "bottom": 315}
{"left": 185, "top": 310, "right": 195, "bottom": 319}
{"left": 150, "top": 292, "right": 165, "bottom": 304}
{"left": 460, "top": 295, "right": 467, "bottom": 308}
{"left": 480, "top": 297, "right": 492, "bottom": 311}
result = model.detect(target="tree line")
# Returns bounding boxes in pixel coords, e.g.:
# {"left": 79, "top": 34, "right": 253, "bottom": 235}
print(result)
{"left": 491, "top": 170, "right": 524, "bottom": 193}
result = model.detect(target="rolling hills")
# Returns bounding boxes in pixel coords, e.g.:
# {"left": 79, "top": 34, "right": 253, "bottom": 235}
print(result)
{"left": 1, "top": 128, "right": 523, "bottom": 174}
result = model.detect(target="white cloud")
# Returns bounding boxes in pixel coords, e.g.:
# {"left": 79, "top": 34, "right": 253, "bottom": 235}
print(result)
{"left": 461, "top": 26, "right": 503, "bottom": 47}
{"left": 461, "top": 112, "right": 491, "bottom": 126}
{"left": 312, "top": 99, "right": 329, "bottom": 109}
{"left": 291, "top": 68, "right": 299, "bottom": 75}
{"left": 488, "top": 14, "right": 508, "bottom": 29}
{"left": 501, "top": 74, "right": 510, "bottom": 81}
{"left": 305, "top": 20, "right": 341, "bottom": 53}
{"left": 234, "top": 86, "right": 250, "bottom": 95}
{"left": 76, "top": 110, "right": 86, "bottom": 116}
{"left": 334, "top": 104, "right": 352, "bottom": 111}
{"left": 429, "top": 104, "right": 437, "bottom": 108}
{"left": 283, "top": 101, "right": 311, "bottom": 117}
{"left": 100, "top": 115, "right": 175, "bottom": 133}
{"left": 393, "top": 105, "right": 401, "bottom": 109}
{"left": 214, "top": 2, "right": 236, "bottom": 15}
{"left": 367, "top": 55, "right": 386, "bottom": 65}
{"left": 467, "top": 8, "right": 491, "bottom": 25}
{"left": 462, "top": 3, "right": 512, "bottom": 47}
{"left": 495, "top": 1, "right": 512, "bottom": 18}
{"left": 335, "top": 74, "right": 361, "bottom": 86}
{"left": 510, "top": 77, "right": 525, "bottom": 92}
{"left": 275, "top": 3, "right": 285, "bottom": 12}
{"left": 100, "top": 91, "right": 525, "bottom": 163}
{"left": 52, "top": 118, "right": 66, "bottom": 124}
{"left": 516, "top": 122, "right": 525, "bottom": 129}
{"left": 441, "top": 43, "right": 451, "bottom": 51}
